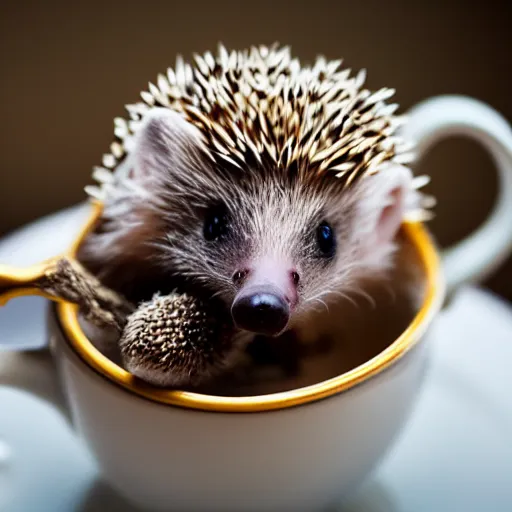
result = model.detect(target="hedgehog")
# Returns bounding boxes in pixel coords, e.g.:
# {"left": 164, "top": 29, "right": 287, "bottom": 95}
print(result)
{"left": 76, "top": 43, "right": 434, "bottom": 382}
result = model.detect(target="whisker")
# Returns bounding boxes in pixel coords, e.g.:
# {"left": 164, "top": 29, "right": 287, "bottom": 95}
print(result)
{"left": 331, "top": 289, "right": 359, "bottom": 309}
{"left": 308, "top": 299, "right": 328, "bottom": 315}
{"left": 347, "top": 287, "right": 376, "bottom": 309}
{"left": 380, "top": 280, "right": 397, "bottom": 305}
{"left": 210, "top": 289, "right": 230, "bottom": 300}
{"left": 316, "top": 298, "right": 329, "bottom": 313}
{"left": 306, "top": 288, "right": 359, "bottom": 310}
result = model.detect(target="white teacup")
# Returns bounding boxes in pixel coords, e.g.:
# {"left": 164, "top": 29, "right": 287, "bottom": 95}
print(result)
{"left": 1, "top": 95, "right": 512, "bottom": 512}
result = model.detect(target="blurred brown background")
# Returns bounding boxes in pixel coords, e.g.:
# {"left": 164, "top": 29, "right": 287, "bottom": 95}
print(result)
{"left": 1, "top": 0, "right": 511, "bottom": 300}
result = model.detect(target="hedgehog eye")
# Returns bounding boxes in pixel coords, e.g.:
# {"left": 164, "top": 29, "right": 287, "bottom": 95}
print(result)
{"left": 203, "top": 204, "right": 229, "bottom": 241}
{"left": 316, "top": 221, "right": 336, "bottom": 258}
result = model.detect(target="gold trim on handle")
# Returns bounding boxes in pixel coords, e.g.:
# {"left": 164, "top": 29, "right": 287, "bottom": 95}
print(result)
{"left": 0, "top": 258, "right": 57, "bottom": 288}
{"left": 0, "top": 199, "right": 105, "bottom": 308}
{"left": 0, "top": 257, "right": 64, "bottom": 306}
{"left": 0, "top": 287, "right": 68, "bottom": 307}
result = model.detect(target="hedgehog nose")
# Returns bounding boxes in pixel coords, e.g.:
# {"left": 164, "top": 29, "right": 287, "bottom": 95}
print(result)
{"left": 231, "top": 289, "right": 289, "bottom": 336}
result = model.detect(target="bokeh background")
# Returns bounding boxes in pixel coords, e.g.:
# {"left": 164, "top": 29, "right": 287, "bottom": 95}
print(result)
{"left": 1, "top": 0, "right": 511, "bottom": 299}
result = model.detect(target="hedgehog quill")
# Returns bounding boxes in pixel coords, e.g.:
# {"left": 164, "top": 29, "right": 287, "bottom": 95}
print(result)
{"left": 77, "top": 44, "right": 435, "bottom": 386}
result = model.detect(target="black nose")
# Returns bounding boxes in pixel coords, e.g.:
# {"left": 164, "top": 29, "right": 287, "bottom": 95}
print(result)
{"left": 231, "top": 291, "right": 289, "bottom": 336}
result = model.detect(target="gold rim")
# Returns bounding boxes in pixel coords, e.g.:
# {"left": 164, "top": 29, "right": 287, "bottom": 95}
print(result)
{"left": 57, "top": 200, "right": 445, "bottom": 413}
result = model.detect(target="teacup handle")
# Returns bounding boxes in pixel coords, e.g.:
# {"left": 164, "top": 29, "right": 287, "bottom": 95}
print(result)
{"left": 0, "top": 203, "right": 98, "bottom": 421}
{"left": 401, "top": 95, "right": 512, "bottom": 297}
{"left": 0, "top": 339, "right": 70, "bottom": 419}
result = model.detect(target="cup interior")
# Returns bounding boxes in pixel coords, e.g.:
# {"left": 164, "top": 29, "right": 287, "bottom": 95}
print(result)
{"left": 75, "top": 219, "right": 432, "bottom": 398}
{"left": 53, "top": 202, "right": 443, "bottom": 411}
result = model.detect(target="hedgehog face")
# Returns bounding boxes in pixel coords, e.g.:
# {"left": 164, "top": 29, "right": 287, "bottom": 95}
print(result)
{"left": 79, "top": 108, "right": 413, "bottom": 337}
{"left": 206, "top": 177, "right": 355, "bottom": 336}
{"left": 193, "top": 169, "right": 409, "bottom": 337}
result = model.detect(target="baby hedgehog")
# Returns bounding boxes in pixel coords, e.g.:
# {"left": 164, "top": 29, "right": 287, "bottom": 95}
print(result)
{"left": 77, "top": 43, "right": 434, "bottom": 380}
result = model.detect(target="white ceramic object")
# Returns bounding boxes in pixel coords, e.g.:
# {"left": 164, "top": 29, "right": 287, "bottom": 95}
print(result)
{"left": 403, "top": 95, "right": 512, "bottom": 292}
{"left": 1, "top": 287, "right": 512, "bottom": 512}
{"left": 1, "top": 94, "right": 512, "bottom": 512}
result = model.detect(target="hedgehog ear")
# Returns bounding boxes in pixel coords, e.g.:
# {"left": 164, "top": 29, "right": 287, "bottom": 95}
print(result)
{"left": 128, "top": 107, "right": 205, "bottom": 184}
{"left": 76, "top": 109, "right": 207, "bottom": 300}
{"left": 354, "top": 164, "right": 414, "bottom": 250}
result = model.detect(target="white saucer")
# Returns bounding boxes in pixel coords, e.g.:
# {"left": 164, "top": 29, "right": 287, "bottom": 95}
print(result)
{"left": 1, "top": 205, "right": 511, "bottom": 512}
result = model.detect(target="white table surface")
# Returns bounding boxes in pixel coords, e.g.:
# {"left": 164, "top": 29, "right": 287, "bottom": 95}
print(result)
{"left": 0, "top": 204, "right": 511, "bottom": 512}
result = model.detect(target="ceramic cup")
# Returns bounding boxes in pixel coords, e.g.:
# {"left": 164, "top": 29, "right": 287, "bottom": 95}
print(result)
{"left": 2, "top": 95, "right": 512, "bottom": 512}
